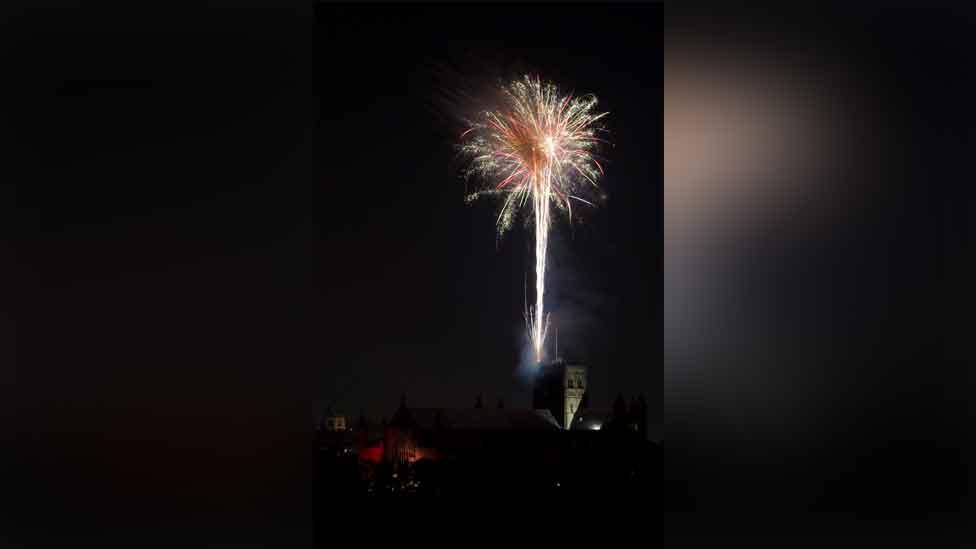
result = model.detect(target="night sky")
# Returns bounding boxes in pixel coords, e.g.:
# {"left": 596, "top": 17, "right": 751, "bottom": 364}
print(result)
{"left": 318, "top": 4, "right": 662, "bottom": 427}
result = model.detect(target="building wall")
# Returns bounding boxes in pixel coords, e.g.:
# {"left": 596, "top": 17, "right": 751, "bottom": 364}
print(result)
{"left": 563, "top": 366, "right": 586, "bottom": 429}
{"left": 325, "top": 416, "right": 347, "bottom": 431}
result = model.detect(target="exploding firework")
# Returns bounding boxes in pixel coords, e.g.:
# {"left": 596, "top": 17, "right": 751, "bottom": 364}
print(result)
{"left": 459, "top": 75, "right": 609, "bottom": 364}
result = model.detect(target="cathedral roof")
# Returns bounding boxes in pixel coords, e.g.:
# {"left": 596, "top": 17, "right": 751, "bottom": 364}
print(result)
{"left": 570, "top": 409, "right": 610, "bottom": 430}
{"left": 403, "top": 408, "right": 561, "bottom": 432}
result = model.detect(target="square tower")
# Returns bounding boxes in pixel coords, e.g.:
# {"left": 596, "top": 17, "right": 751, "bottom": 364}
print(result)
{"left": 532, "top": 359, "right": 587, "bottom": 429}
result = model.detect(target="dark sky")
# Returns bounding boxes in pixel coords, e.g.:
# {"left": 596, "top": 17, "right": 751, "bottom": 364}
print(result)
{"left": 318, "top": 4, "right": 662, "bottom": 424}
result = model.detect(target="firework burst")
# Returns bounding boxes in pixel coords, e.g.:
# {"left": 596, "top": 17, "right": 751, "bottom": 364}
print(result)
{"left": 459, "top": 75, "right": 609, "bottom": 364}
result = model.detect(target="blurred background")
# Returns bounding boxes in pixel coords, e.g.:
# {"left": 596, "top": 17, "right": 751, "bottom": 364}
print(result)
{"left": 664, "top": 5, "right": 974, "bottom": 520}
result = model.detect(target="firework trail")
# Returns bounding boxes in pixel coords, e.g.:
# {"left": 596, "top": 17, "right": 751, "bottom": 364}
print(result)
{"left": 459, "top": 75, "right": 608, "bottom": 364}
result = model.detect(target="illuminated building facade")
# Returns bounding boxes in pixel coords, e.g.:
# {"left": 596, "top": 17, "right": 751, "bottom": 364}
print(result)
{"left": 321, "top": 407, "right": 348, "bottom": 432}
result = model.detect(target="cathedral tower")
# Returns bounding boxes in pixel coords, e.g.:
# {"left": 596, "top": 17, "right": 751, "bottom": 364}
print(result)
{"left": 532, "top": 359, "right": 587, "bottom": 429}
